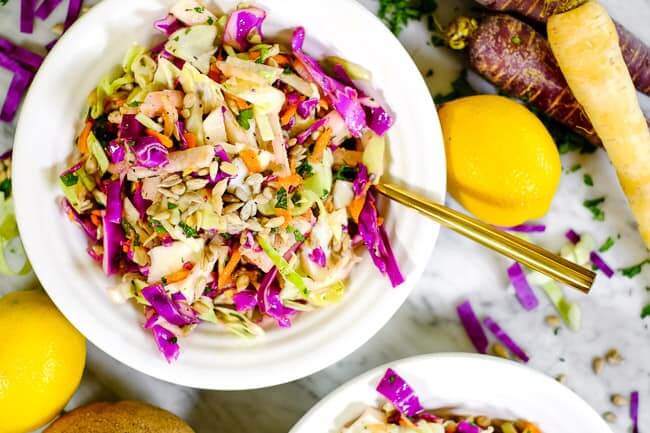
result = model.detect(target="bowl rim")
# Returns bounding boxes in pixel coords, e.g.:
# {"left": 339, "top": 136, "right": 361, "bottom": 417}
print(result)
{"left": 12, "top": 0, "right": 446, "bottom": 390}
{"left": 288, "top": 353, "right": 613, "bottom": 433}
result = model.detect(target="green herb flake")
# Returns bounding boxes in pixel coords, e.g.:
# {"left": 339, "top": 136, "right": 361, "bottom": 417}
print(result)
{"left": 378, "top": 0, "right": 438, "bottom": 35}
{"left": 128, "top": 100, "right": 142, "bottom": 107}
{"left": 179, "top": 221, "right": 198, "bottom": 238}
{"left": 287, "top": 225, "right": 305, "bottom": 242}
{"left": 583, "top": 174, "right": 593, "bottom": 186}
{"left": 620, "top": 259, "right": 650, "bottom": 278}
{"left": 256, "top": 47, "right": 270, "bottom": 64}
{"left": 60, "top": 173, "right": 79, "bottom": 187}
{"left": 207, "top": 16, "right": 214, "bottom": 25}
{"left": 237, "top": 108, "right": 254, "bottom": 130}
{"left": 568, "top": 163, "right": 581, "bottom": 173}
{"left": 598, "top": 237, "right": 615, "bottom": 252}
{"left": 321, "top": 189, "right": 329, "bottom": 199}
{"left": 583, "top": 197, "right": 606, "bottom": 221}
{"left": 275, "top": 187, "right": 288, "bottom": 209}
{"left": 193, "top": 6, "right": 205, "bottom": 12}
{"left": 0, "top": 179, "right": 11, "bottom": 197}
{"left": 296, "top": 160, "right": 313, "bottom": 178}
{"left": 291, "top": 192, "right": 302, "bottom": 206}
{"left": 511, "top": 35, "right": 522, "bottom": 45}
{"left": 334, "top": 166, "right": 358, "bottom": 181}
{"left": 167, "top": 203, "right": 178, "bottom": 210}
{"left": 641, "top": 304, "right": 650, "bottom": 319}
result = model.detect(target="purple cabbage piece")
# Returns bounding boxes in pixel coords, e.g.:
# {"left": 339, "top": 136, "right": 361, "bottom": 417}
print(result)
{"left": 483, "top": 316, "right": 530, "bottom": 363}
{"left": 291, "top": 27, "right": 366, "bottom": 138}
{"left": 214, "top": 145, "right": 231, "bottom": 162}
{"left": 132, "top": 185, "right": 151, "bottom": 219}
{"left": 34, "top": 0, "right": 63, "bottom": 20}
{"left": 630, "top": 391, "right": 639, "bottom": 433}
{"left": 0, "top": 149, "right": 11, "bottom": 161}
{"left": 456, "top": 300, "right": 489, "bottom": 354}
{"left": 590, "top": 251, "right": 614, "bottom": 278}
{"left": 257, "top": 281, "right": 296, "bottom": 328}
{"left": 60, "top": 161, "right": 83, "bottom": 177}
{"left": 20, "top": 0, "right": 35, "bottom": 34}
{"left": 176, "top": 120, "right": 188, "bottom": 149}
{"left": 223, "top": 7, "right": 266, "bottom": 52}
{"left": 118, "top": 114, "right": 144, "bottom": 140}
{"left": 151, "top": 324, "right": 180, "bottom": 363}
{"left": 104, "top": 179, "right": 123, "bottom": 224}
{"left": 107, "top": 140, "right": 126, "bottom": 164}
{"left": 308, "top": 247, "right": 326, "bottom": 268}
{"left": 286, "top": 92, "right": 300, "bottom": 105}
{"left": 154, "top": 14, "right": 183, "bottom": 36}
{"left": 0, "top": 37, "right": 43, "bottom": 71}
{"left": 376, "top": 368, "right": 423, "bottom": 416}
{"left": 296, "top": 116, "right": 328, "bottom": 145}
{"left": 457, "top": 421, "right": 481, "bottom": 433}
{"left": 133, "top": 136, "right": 169, "bottom": 168}
{"left": 62, "top": 199, "right": 97, "bottom": 240}
{"left": 565, "top": 229, "right": 580, "bottom": 244}
{"left": 353, "top": 163, "right": 369, "bottom": 196}
{"left": 141, "top": 284, "right": 197, "bottom": 327}
{"left": 358, "top": 191, "right": 404, "bottom": 287}
{"left": 0, "top": 52, "right": 33, "bottom": 122}
{"left": 102, "top": 215, "right": 124, "bottom": 276}
{"left": 233, "top": 290, "right": 258, "bottom": 312}
{"left": 297, "top": 98, "right": 319, "bottom": 119}
{"left": 500, "top": 223, "right": 546, "bottom": 233}
{"left": 63, "top": 0, "right": 83, "bottom": 32}
{"left": 506, "top": 262, "right": 539, "bottom": 311}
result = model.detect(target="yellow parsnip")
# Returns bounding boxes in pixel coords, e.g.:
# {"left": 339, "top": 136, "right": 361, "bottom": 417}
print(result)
{"left": 548, "top": 1, "right": 650, "bottom": 247}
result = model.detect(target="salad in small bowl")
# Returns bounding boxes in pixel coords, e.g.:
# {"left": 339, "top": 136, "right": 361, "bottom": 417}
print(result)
{"left": 13, "top": 0, "right": 444, "bottom": 389}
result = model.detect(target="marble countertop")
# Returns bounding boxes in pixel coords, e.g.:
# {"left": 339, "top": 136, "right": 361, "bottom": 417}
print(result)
{"left": 1, "top": 0, "right": 649, "bottom": 432}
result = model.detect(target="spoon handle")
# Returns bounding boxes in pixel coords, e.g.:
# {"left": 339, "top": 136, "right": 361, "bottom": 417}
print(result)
{"left": 376, "top": 183, "right": 595, "bottom": 294}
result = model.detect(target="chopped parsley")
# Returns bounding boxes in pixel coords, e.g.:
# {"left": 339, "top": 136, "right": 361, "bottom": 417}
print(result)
{"left": 291, "top": 192, "right": 302, "bottom": 206}
{"left": 237, "top": 108, "right": 254, "bottom": 130}
{"left": 511, "top": 35, "right": 522, "bottom": 45}
{"left": 583, "top": 174, "right": 593, "bottom": 186}
{"left": 60, "top": 173, "right": 79, "bottom": 187}
{"left": 275, "top": 187, "right": 288, "bottom": 209}
{"left": 0, "top": 0, "right": 7, "bottom": 6}
{"left": 167, "top": 202, "right": 178, "bottom": 210}
{"left": 334, "top": 166, "right": 358, "bottom": 181}
{"left": 568, "top": 163, "right": 581, "bottom": 173}
{"left": 433, "top": 69, "right": 475, "bottom": 105}
{"left": 127, "top": 100, "right": 142, "bottom": 107}
{"left": 378, "top": 0, "right": 438, "bottom": 35}
{"left": 321, "top": 189, "right": 329, "bottom": 198}
{"left": 0, "top": 179, "right": 10, "bottom": 197}
{"left": 207, "top": 16, "right": 214, "bottom": 25}
{"left": 620, "top": 259, "right": 650, "bottom": 278}
{"left": 149, "top": 219, "right": 167, "bottom": 235}
{"left": 598, "top": 237, "right": 615, "bottom": 252}
{"left": 296, "top": 160, "right": 313, "bottom": 178}
{"left": 256, "top": 47, "right": 271, "bottom": 64}
{"left": 287, "top": 225, "right": 305, "bottom": 242}
{"left": 583, "top": 197, "right": 605, "bottom": 221}
{"left": 641, "top": 304, "right": 650, "bottom": 319}
{"left": 193, "top": 6, "right": 205, "bottom": 12}
{"left": 179, "top": 221, "right": 198, "bottom": 238}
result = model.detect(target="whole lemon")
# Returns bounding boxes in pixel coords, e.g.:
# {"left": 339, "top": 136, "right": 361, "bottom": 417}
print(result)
{"left": 0, "top": 290, "right": 86, "bottom": 433}
{"left": 439, "top": 95, "right": 561, "bottom": 226}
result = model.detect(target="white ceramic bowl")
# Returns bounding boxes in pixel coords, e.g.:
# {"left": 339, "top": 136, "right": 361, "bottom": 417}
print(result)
{"left": 289, "top": 354, "right": 613, "bottom": 433}
{"left": 12, "top": 0, "right": 445, "bottom": 389}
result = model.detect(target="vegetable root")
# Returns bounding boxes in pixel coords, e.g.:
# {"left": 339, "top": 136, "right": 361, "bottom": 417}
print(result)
{"left": 467, "top": 14, "right": 599, "bottom": 144}
{"left": 474, "top": 0, "right": 650, "bottom": 95}
{"left": 548, "top": 1, "right": 650, "bottom": 247}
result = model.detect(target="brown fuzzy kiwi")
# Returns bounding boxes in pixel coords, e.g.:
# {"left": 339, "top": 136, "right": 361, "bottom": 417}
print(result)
{"left": 44, "top": 401, "right": 195, "bottom": 433}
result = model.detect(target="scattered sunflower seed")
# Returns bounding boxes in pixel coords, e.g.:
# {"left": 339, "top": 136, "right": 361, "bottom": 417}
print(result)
{"left": 160, "top": 174, "right": 182, "bottom": 188}
{"left": 491, "top": 343, "right": 510, "bottom": 359}
{"left": 240, "top": 200, "right": 256, "bottom": 221}
{"left": 545, "top": 315, "right": 561, "bottom": 328}
{"left": 611, "top": 394, "right": 628, "bottom": 406}
{"left": 265, "top": 216, "right": 285, "bottom": 229}
{"left": 602, "top": 412, "right": 617, "bottom": 423}
{"left": 171, "top": 183, "right": 187, "bottom": 196}
{"left": 592, "top": 357, "right": 604, "bottom": 375}
{"left": 186, "top": 178, "right": 209, "bottom": 191}
{"left": 236, "top": 274, "right": 250, "bottom": 291}
{"left": 221, "top": 161, "right": 239, "bottom": 176}
{"left": 209, "top": 161, "right": 220, "bottom": 181}
{"left": 555, "top": 373, "right": 567, "bottom": 384}
{"left": 475, "top": 416, "right": 491, "bottom": 428}
{"left": 605, "top": 348, "right": 624, "bottom": 365}
{"left": 224, "top": 202, "right": 244, "bottom": 214}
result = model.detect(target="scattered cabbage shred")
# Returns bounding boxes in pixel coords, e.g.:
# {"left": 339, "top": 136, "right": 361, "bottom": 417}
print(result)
{"left": 56, "top": 0, "right": 402, "bottom": 362}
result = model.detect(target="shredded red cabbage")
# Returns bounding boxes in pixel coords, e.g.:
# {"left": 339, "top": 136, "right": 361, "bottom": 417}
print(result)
{"left": 151, "top": 324, "right": 180, "bottom": 363}
{"left": 154, "top": 14, "right": 183, "bottom": 36}
{"left": 358, "top": 191, "right": 404, "bottom": 287}
{"left": 141, "top": 284, "right": 198, "bottom": 327}
{"left": 507, "top": 262, "right": 539, "bottom": 311}
{"left": 565, "top": 229, "right": 580, "bottom": 244}
{"left": 104, "top": 179, "right": 122, "bottom": 224}
{"left": 589, "top": 251, "right": 614, "bottom": 278}
{"left": 257, "top": 281, "right": 296, "bottom": 328}
{"left": 0, "top": 52, "right": 33, "bottom": 123}
{"left": 133, "top": 136, "right": 169, "bottom": 168}
{"left": 107, "top": 140, "right": 126, "bottom": 163}
{"left": 34, "top": 0, "right": 63, "bottom": 20}
{"left": 483, "top": 316, "right": 530, "bottom": 363}
{"left": 233, "top": 290, "right": 258, "bottom": 312}
{"left": 0, "top": 37, "right": 43, "bottom": 71}
{"left": 501, "top": 224, "right": 546, "bottom": 233}
{"left": 0, "top": 149, "right": 11, "bottom": 161}
{"left": 297, "top": 98, "right": 319, "bottom": 119}
{"left": 62, "top": 199, "right": 97, "bottom": 240}
{"left": 119, "top": 114, "right": 144, "bottom": 140}
{"left": 132, "top": 184, "right": 150, "bottom": 219}
{"left": 376, "top": 368, "right": 423, "bottom": 416}
{"left": 214, "top": 144, "right": 231, "bottom": 162}
{"left": 630, "top": 391, "right": 639, "bottom": 433}
{"left": 20, "top": 0, "right": 36, "bottom": 33}
{"left": 63, "top": 0, "right": 83, "bottom": 31}
{"left": 101, "top": 215, "right": 123, "bottom": 276}
{"left": 60, "top": 161, "right": 83, "bottom": 177}
{"left": 308, "top": 247, "right": 326, "bottom": 268}
{"left": 457, "top": 300, "right": 488, "bottom": 354}
{"left": 296, "top": 116, "right": 328, "bottom": 145}
{"left": 223, "top": 7, "right": 266, "bottom": 52}
{"left": 352, "top": 163, "right": 369, "bottom": 196}
{"left": 457, "top": 421, "right": 481, "bottom": 433}
{"left": 86, "top": 246, "right": 102, "bottom": 262}
{"left": 291, "top": 27, "right": 366, "bottom": 137}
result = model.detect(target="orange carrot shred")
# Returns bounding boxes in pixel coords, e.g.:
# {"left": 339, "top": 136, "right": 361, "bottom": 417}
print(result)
{"left": 276, "top": 174, "right": 302, "bottom": 188}
{"left": 90, "top": 213, "right": 100, "bottom": 226}
{"left": 249, "top": 51, "right": 261, "bottom": 61}
{"left": 280, "top": 104, "right": 297, "bottom": 126}
{"left": 78, "top": 120, "right": 93, "bottom": 154}
{"left": 272, "top": 54, "right": 290, "bottom": 66}
{"left": 348, "top": 194, "right": 366, "bottom": 223}
{"left": 166, "top": 268, "right": 191, "bottom": 284}
{"left": 218, "top": 249, "right": 242, "bottom": 288}
{"left": 240, "top": 149, "right": 262, "bottom": 173}
{"left": 274, "top": 208, "right": 293, "bottom": 228}
{"left": 146, "top": 129, "right": 173, "bottom": 149}
{"left": 183, "top": 131, "right": 197, "bottom": 149}
{"left": 309, "top": 127, "right": 332, "bottom": 163}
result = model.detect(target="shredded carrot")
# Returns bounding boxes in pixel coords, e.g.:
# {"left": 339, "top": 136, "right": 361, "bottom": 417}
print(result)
{"left": 146, "top": 129, "right": 173, "bottom": 149}
{"left": 318, "top": 97, "right": 330, "bottom": 111}
{"left": 272, "top": 54, "right": 290, "bottom": 66}
{"left": 522, "top": 424, "right": 542, "bottom": 433}
{"left": 90, "top": 213, "right": 101, "bottom": 226}
{"left": 183, "top": 131, "right": 197, "bottom": 148}
{"left": 280, "top": 104, "right": 298, "bottom": 126}
{"left": 208, "top": 63, "right": 222, "bottom": 83}
{"left": 240, "top": 149, "right": 262, "bottom": 173}
{"left": 77, "top": 120, "right": 93, "bottom": 154}
{"left": 226, "top": 93, "right": 251, "bottom": 110}
{"left": 333, "top": 148, "right": 363, "bottom": 166}
{"left": 398, "top": 417, "right": 417, "bottom": 429}
{"left": 166, "top": 268, "right": 191, "bottom": 284}
{"left": 377, "top": 216, "right": 384, "bottom": 226}
{"left": 249, "top": 50, "right": 261, "bottom": 61}
{"left": 274, "top": 208, "right": 292, "bottom": 228}
{"left": 218, "top": 248, "right": 242, "bottom": 288}
{"left": 348, "top": 194, "right": 366, "bottom": 223}
{"left": 309, "top": 127, "right": 332, "bottom": 163}
{"left": 276, "top": 174, "right": 302, "bottom": 188}
{"left": 66, "top": 210, "right": 75, "bottom": 222}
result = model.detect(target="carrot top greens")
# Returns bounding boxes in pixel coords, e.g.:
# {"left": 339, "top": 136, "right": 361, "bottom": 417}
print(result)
{"left": 378, "top": 0, "right": 438, "bottom": 35}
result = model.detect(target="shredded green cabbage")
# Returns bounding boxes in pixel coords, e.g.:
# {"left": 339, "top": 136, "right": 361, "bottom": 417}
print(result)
{"left": 257, "top": 235, "right": 309, "bottom": 296}
{"left": 0, "top": 193, "right": 30, "bottom": 276}
{"left": 87, "top": 132, "right": 109, "bottom": 174}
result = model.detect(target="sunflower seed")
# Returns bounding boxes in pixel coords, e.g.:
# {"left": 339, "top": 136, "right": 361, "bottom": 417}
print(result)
{"left": 169, "top": 209, "right": 181, "bottom": 225}
{"left": 287, "top": 137, "right": 297, "bottom": 147}
{"left": 603, "top": 412, "right": 617, "bottom": 423}
{"left": 611, "top": 394, "right": 628, "bottom": 406}
{"left": 171, "top": 183, "right": 187, "bottom": 196}
{"left": 160, "top": 174, "right": 183, "bottom": 188}
{"left": 223, "top": 193, "right": 240, "bottom": 203}
{"left": 197, "top": 168, "right": 209, "bottom": 176}
{"left": 184, "top": 92, "right": 198, "bottom": 109}
{"left": 186, "top": 178, "right": 209, "bottom": 191}
{"left": 265, "top": 216, "right": 285, "bottom": 229}
{"left": 182, "top": 203, "right": 201, "bottom": 219}
{"left": 236, "top": 274, "right": 250, "bottom": 291}
{"left": 159, "top": 188, "right": 179, "bottom": 200}
{"left": 491, "top": 343, "right": 510, "bottom": 359}
{"left": 234, "top": 185, "right": 251, "bottom": 202}
{"left": 592, "top": 357, "right": 604, "bottom": 375}
{"left": 555, "top": 373, "right": 567, "bottom": 384}
{"left": 108, "top": 110, "right": 122, "bottom": 124}
{"left": 605, "top": 348, "right": 624, "bottom": 365}
{"left": 155, "top": 211, "right": 171, "bottom": 221}
{"left": 212, "top": 179, "right": 228, "bottom": 197}
{"left": 221, "top": 161, "right": 239, "bottom": 176}
{"left": 209, "top": 161, "right": 220, "bottom": 181}
{"left": 246, "top": 219, "right": 263, "bottom": 232}
{"left": 475, "top": 416, "right": 491, "bottom": 428}
{"left": 240, "top": 200, "right": 256, "bottom": 221}
{"left": 545, "top": 315, "right": 561, "bottom": 328}
{"left": 224, "top": 203, "right": 244, "bottom": 214}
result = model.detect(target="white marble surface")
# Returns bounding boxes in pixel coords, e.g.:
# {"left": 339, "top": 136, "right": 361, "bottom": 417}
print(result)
{"left": 1, "top": 0, "right": 650, "bottom": 432}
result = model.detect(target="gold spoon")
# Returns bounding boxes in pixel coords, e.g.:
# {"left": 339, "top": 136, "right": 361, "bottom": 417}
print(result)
{"left": 376, "top": 183, "right": 595, "bottom": 294}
